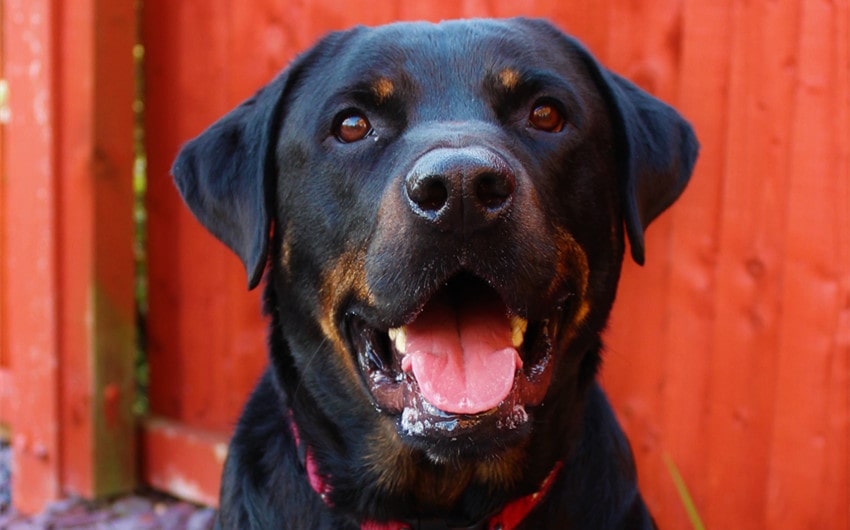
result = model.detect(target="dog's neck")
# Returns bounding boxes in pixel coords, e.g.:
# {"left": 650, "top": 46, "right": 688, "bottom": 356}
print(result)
{"left": 286, "top": 409, "right": 562, "bottom": 530}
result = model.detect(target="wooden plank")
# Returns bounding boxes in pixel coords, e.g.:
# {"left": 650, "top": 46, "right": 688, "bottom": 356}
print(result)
{"left": 0, "top": 369, "right": 12, "bottom": 429}
{"left": 651, "top": 1, "right": 734, "bottom": 527}
{"left": 3, "top": 0, "right": 62, "bottom": 512}
{"left": 696, "top": 1, "right": 798, "bottom": 527}
{"left": 52, "top": 0, "right": 137, "bottom": 499}
{"left": 826, "top": 5, "right": 850, "bottom": 527}
{"left": 766, "top": 0, "right": 849, "bottom": 526}
{"left": 143, "top": 0, "right": 269, "bottom": 435}
{"left": 54, "top": 0, "right": 98, "bottom": 497}
{"left": 0, "top": 1, "right": 8, "bottom": 428}
{"left": 88, "top": 0, "right": 137, "bottom": 496}
{"left": 2, "top": 0, "right": 136, "bottom": 510}
{"left": 140, "top": 416, "right": 230, "bottom": 507}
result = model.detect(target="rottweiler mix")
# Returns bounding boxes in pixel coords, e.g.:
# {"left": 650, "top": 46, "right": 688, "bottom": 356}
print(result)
{"left": 173, "top": 18, "right": 698, "bottom": 530}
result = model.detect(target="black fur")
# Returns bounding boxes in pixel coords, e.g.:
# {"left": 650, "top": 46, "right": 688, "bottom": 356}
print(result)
{"left": 173, "top": 18, "right": 698, "bottom": 529}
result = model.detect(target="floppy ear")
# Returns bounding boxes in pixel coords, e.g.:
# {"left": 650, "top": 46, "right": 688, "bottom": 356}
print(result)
{"left": 571, "top": 41, "right": 699, "bottom": 264}
{"left": 172, "top": 73, "right": 289, "bottom": 289}
{"left": 599, "top": 71, "right": 699, "bottom": 264}
{"left": 170, "top": 28, "right": 353, "bottom": 289}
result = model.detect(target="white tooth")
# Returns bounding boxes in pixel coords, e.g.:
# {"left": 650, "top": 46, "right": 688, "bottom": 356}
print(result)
{"left": 510, "top": 316, "right": 528, "bottom": 348}
{"left": 389, "top": 326, "right": 407, "bottom": 354}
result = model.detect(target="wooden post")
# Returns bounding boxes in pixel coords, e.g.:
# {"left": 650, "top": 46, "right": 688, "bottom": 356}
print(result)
{"left": 2, "top": 0, "right": 137, "bottom": 512}
{"left": 3, "top": 0, "right": 62, "bottom": 511}
{"left": 0, "top": 0, "right": 11, "bottom": 432}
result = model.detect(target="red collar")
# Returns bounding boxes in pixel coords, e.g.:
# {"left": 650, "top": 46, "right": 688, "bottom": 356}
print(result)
{"left": 288, "top": 414, "right": 562, "bottom": 530}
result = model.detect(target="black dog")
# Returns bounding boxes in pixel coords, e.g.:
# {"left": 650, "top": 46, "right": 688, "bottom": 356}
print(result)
{"left": 173, "top": 18, "right": 698, "bottom": 529}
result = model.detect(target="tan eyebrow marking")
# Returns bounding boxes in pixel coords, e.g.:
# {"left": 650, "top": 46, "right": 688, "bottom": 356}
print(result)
{"left": 372, "top": 77, "right": 395, "bottom": 102}
{"left": 498, "top": 68, "right": 521, "bottom": 91}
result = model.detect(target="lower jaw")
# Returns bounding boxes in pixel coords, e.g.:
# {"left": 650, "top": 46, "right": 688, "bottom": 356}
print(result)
{"left": 396, "top": 389, "right": 533, "bottom": 460}
{"left": 365, "top": 356, "right": 553, "bottom": 459}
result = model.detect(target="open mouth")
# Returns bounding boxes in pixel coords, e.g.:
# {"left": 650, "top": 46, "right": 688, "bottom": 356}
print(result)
{"left": 345, "top": 274, "right": 563, "bottom": 441}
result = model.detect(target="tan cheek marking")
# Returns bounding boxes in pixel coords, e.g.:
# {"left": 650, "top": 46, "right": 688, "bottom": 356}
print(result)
{"left": 372, "top": 77, "right": 395, "bottom": 103}
{"left": 550, "top": 227, "right": 592, "bottom": 338}
{"left": 318, "top": 248, "right": 375, "bottom": 363}
{"left": 499, "top": 67, "right": 521, "bottom": 91}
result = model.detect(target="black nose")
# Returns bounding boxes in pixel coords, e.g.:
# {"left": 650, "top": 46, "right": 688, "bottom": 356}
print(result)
{"left": 404, "top": 147, "right": 516, "bottom": 234}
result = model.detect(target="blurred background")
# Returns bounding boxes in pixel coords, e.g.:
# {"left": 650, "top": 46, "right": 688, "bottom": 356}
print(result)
{"left": 1, "top": 1, "right": 848, "bottom": 528}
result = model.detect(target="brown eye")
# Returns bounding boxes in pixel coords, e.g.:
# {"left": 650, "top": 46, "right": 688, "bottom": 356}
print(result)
{"left": 528, "top": 102, "right": 565, "bottom": 133}
{"left": 335, "top": 113, "right": 372, "bottom": 143}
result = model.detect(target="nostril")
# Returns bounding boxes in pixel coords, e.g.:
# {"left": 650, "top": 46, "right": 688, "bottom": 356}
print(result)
{"left": 407, "top": 174, "right": 450, "bottom": 213}
{"left": 474, "top": 171, "right": 515, "bottom": 210}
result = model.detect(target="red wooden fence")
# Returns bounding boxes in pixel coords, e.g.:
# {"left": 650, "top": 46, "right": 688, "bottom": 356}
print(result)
{"left": 2, "top": 1, "right": 849, "bottom": 528}
{"left": 1, "top": 0, "right": 137, "bottom": 513}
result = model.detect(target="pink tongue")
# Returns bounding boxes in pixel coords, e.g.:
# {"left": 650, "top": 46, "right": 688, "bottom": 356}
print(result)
{"left": 400, "top": 290, "right": 522, "bottom": 415}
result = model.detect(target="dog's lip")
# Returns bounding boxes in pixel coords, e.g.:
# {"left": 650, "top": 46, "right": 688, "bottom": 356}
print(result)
{"left": 343, "top": 274, "right": 562, "bottom": 436}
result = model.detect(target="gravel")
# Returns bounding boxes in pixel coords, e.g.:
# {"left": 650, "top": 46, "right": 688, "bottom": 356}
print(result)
{"left": 0, "top": 441, "right": 217, "bottom": 529}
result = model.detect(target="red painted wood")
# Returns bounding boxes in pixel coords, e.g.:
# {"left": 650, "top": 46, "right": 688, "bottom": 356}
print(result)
{"left": 0, "top": 370, "right": 11, "bottom": 427}
{"left": 0, "top": 1, "right": 8, "bottom": 429}
{"left": 140, "top": 417, "right": 230, "bottom": 508}
{"left": 143, "top": 0, "right": 273, "bottom": 436}
{"left": 53, "top": 0, "right": 137, "bottom": 498}
{"left": 3, "top": 0, "right": 62, "bottom": 512}
{"left": 1, "top": 0, "right": 137, "bottom": 513}
{"left": 765, "top": 2, "right": 849, "bottom": 526}
{"left": 603, "top": 1, "right": 850, "bottom": 529}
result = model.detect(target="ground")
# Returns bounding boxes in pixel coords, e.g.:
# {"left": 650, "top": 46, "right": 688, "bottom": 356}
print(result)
{"left": 0, "top": 442, "right": 216, "bottom": 529}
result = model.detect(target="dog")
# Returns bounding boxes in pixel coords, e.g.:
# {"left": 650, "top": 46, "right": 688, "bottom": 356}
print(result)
{"left": 172, "top": 17, "right": 698, "bottom": 529}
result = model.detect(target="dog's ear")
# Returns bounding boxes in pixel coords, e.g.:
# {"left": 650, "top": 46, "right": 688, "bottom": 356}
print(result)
{"left": 171, "top": 32, "right": 349, "bottom": 289}
{"left": 593, "top": 69, "right": 699, "bottom": 264}
{"left": 172, "top": 74, "right": 287, "bottom": 289}
{"left": 549, "top": 29, "right": 699, "bottom": 265}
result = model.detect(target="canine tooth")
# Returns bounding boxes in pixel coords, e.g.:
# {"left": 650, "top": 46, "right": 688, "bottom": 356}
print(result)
{"left": 510, "top": 316, "right": 528, "bottom": 348}
{"left": 389, "top": 326, "right": 407, "bottom": 354}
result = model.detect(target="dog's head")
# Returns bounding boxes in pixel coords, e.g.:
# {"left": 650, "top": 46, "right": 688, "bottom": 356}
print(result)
{"left": 173, "top": 19, "right": 697, "bottom": 467}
